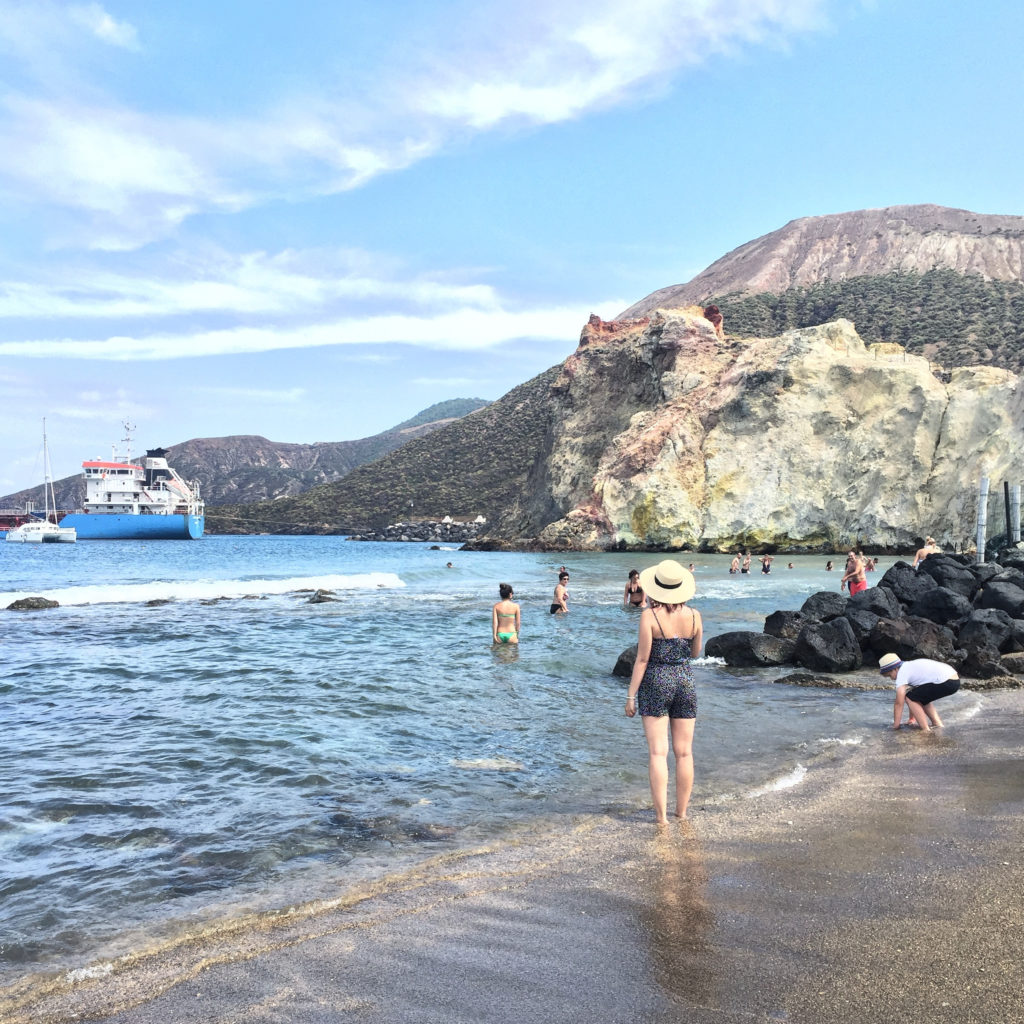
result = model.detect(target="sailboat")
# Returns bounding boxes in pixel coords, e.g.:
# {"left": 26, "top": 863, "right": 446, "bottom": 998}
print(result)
{"left": 5, "top": 420, "right": 77, "bottom": 544}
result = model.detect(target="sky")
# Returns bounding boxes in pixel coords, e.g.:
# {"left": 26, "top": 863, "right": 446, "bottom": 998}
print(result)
{"left": 1, "top": 0, "right": 1023, "bottom": 493}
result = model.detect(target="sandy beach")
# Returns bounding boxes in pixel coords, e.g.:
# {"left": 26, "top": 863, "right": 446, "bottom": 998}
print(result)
{"left": 4, "top": 691, "right": 1023, "bottom": 1024}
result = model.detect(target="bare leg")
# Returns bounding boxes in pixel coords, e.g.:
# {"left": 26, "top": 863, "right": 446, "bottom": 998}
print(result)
{"left": 670, "top": 717, "right": 696, "bottom": 819}
{"left": 922, "top": 702, "right": 944, "bottom": 727}
{"left": 642, "top": 715, "right": 671, "bottom": 824}
{"left": 905, "top": 698, "right": 932, "bottom": 731}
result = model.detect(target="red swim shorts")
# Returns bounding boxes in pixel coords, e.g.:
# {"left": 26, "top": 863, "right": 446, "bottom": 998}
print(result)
{"left": 849, "top": 579, "right": 868, "bottom": 596}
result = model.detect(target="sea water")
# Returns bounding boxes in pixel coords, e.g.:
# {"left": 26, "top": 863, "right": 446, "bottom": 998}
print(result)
{"left": 0, "top": 538, "right": 969, "bottom": 981}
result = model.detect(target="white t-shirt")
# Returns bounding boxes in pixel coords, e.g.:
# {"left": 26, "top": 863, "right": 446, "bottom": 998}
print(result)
{"left": 894, "top": 658, "right": 958, "bottom": 689}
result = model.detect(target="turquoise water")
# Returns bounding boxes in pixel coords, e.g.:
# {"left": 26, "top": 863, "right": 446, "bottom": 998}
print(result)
{"left": 0, "top": 538, "right": 951, "bottom": 980}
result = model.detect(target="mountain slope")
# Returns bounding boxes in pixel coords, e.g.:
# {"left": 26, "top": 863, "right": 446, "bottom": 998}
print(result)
{"left": 207, "top": 370, "right": 559, "bottom": 534}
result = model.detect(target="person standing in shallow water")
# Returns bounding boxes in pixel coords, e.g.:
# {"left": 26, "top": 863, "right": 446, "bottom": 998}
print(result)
{"left": 623, "top": 570, "right": 645, "bottom": 608}
{"left": 625, "top": 560, "right": 703, "bottom": 824}
{"left": 550, "top": 571, "right": 569, "bottom": 614}
{"left": 491, "top": 583, "right": 520, "bottom": 644}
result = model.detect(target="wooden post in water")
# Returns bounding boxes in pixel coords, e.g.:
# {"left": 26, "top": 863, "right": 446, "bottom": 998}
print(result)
{"left": 1012, "top": 485, "right": 1022, "bottom": 544}
{"left": 976, "top": 477, "right": 990, "bottom": 564}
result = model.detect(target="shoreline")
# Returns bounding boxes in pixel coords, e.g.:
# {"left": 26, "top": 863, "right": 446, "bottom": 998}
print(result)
{"left": 6, "top": 691, "right": 1023, "bottom": 1024}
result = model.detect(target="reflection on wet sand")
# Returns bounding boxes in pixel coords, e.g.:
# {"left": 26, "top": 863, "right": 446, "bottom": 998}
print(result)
{"left": 636, "top": 822, "right": 717, "bottom": 1008}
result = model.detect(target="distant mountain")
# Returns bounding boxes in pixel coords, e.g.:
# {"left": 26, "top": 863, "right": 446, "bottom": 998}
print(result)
{"left": 0, "top": 398, "right": 489, "bottom": 512}
{"left": 620, "top": 204, "right": 1024, "bottom": 378}
{"left": 620, "top": 204, "right": 1024, "bottom": 316}
{"left": 207, "top": 373, "right": 558, "bottom": 535}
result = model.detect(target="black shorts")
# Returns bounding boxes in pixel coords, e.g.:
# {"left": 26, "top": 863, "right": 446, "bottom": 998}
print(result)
{"left": 907, "top": 678, "right": 960, "bottom": 704}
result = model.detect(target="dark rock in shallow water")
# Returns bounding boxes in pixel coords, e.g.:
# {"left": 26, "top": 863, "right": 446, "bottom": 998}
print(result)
{"left": 772, "top": 671, "right": 889, "bottom": 691}
{"left": 705, "top": 631, "right": 796, "bottom": 667}
{"left": 763, "top": 610, "right": 806, "bottom": 640}
{"left": 844, "top": 607, "right": 880, "bottom": 649}
{"left": 958, "top": 608, "right": 1015, "bottom": 653}
{"left": 613, "top": 645, "right": 637, "bottom": 678}
{"left": 958, "top": 642, "right": 1007, "bottom": 679}
{"left": 1000, "top": 652, "right": 1024, "bottom": 675}
{"left": 308, "top": 589, "right": 339, "bottom": 604}
{"left": 976, "top": 581, "right": 1024, "bottom": 618}
{"left": 869, "top": 616, "right": 956, "bottom": 664}
{"left": 918, "top": 558, "right": 979, "bottom": 599}
{"left": 799, "top": 591, "right": 847, "bottom": 622}
{"left": 793, "top": 617, "right": 861, "bottom": 672}
{"left": 908, "top": 587, "right": 972, "bottom": 626}
{"left": 878, "top": 563, "right": 937, "bottom": 606}
{"left": 846, "top": 586, "right": 903, "bottom": 619}
{"left": 7, "top": 596, "right": 59, "bottom": 611}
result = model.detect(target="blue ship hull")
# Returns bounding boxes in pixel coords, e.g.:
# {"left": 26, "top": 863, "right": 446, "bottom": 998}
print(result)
{"left": 59, "top": 513, "right": 204, "bottom": 540}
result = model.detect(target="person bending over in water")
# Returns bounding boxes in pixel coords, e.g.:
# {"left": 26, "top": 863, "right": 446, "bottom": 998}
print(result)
{"left": 492, "top": 583, "right": 521, "bottom": 644}
{"left": 551, "top": 571, "right": 569, "bottom": 614}
{"left": 879, "top": 653, "right": 959, "bottom": 731}
{"left": 625, "top": 560, "right": 703, "bottom": 824}
{"left": 623, "top": 569, "right": 645, "bottom": 608}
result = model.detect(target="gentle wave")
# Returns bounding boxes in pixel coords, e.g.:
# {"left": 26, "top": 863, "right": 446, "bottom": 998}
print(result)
{"left": 746, "top": 763, "right": 808, "bottom": 798}
{"left": 0, "top": 572, "right": 404, "bottom": 608}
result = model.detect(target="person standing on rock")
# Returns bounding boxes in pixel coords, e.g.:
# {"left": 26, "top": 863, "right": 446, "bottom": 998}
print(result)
{"left": 913, "top": 537, "right": 941, "bottom": 569}
{"left": 840, "top": 551, "right": 867, "bottom": 595}
{"left": 879, "top": 653, "right": 960, "bottom": 731}
{"left": 550, "top": 571, "right": 569, "bottom": 614}
{"left": 624, "top": 560, "right": 703, "bottom": 824}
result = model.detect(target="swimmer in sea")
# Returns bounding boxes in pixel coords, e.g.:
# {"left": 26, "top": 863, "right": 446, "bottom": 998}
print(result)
{"left": 623, "top": 569, "right": 645, "bottom": 608}
{"left": 741, "top": 552, "right": 751, "bottom": 574}
{"left": 729, "top": 554, "right": 740, "bottom": 574}
{"left": 492, "top": 583, "right": 521, "bottom": 644}
{"left": 551, "top": 571, "right": 569, "bottom": 614}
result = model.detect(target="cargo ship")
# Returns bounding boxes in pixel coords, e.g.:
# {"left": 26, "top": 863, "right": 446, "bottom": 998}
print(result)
{"left": 59, "top": 427, "right": 204, "bottom": 540}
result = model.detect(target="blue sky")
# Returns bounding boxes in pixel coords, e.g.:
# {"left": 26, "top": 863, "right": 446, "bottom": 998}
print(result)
{"left": 1, "top": 0, "right": 1023, "bottom": 492}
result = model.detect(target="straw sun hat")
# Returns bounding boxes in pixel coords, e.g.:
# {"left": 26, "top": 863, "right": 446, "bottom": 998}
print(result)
{"left": 638, "top": 559, "right": 696, "bottom": 605}
{"left": 878, "top": 653, "right": 903, "bottom": 674}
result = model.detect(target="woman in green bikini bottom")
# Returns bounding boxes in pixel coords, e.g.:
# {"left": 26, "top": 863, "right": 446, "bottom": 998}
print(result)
{"left": 492, "top": 583, "right": 521, "bottom": 644}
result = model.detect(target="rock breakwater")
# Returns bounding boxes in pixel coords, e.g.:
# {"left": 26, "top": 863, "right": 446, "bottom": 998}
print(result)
{"left": 706, "top": 551, "right": 1024, "bottom": 682}
{"left": 346, "top": 520, "right": 484, "bottom": 544}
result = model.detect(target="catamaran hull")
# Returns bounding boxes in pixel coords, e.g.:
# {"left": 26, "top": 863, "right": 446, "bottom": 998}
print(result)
{"left": 60, "top": 513, "right": 204, "bottom": 540}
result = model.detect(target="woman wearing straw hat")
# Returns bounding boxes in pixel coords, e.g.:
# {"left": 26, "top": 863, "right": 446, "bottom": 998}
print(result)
{"left": 624, "top": 559, "right": 703, "bottom": 823}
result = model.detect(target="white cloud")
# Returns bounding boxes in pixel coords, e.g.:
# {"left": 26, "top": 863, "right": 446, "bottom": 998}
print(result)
{"left": 68, "top": 3, "right": 140, "bottom": 50}
{"left": 0, "top": 248, "right": 502, "bottom": 319}
{"left": 0, "top": 303, "right": 617, "bottom": 361}
{"left": 0, "top": 0, "right": 831, "bottom": 247}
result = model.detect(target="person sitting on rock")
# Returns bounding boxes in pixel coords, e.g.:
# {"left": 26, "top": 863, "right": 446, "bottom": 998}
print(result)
{"left": 912, "top": 536, "right": 941, "bottom": 569}
{"left": 879, "top": 653, "right": 960, "bottom": 731}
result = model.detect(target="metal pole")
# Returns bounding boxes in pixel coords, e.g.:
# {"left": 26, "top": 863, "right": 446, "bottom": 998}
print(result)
{"left": 1005, "top": 481, "right": 1012, "bottom": 545}
{"left": 1012, "top": 485, "right": 1022, "bottom": 544}
{"left": 976, "top": 477, "right": 990, "bottom": 563}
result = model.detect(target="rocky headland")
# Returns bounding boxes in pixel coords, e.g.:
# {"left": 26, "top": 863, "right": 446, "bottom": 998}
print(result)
{"left": 471, "top": 309, "right": 1024, "bottom": 552}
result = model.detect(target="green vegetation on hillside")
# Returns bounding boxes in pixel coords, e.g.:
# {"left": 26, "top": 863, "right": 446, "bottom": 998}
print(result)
{"left": 391, "top": 397, "right": 489, "bottom": 430}
{"left": 712, "top": 269, "right": 1024, "bottom": 372}
{"left": 208, "top": 371, "right": 556, "bottom": 534}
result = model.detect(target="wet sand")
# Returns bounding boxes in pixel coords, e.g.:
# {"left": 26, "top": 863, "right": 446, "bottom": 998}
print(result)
{"left": 5, "top": 692, "right": 1024, "bottom": 1024}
